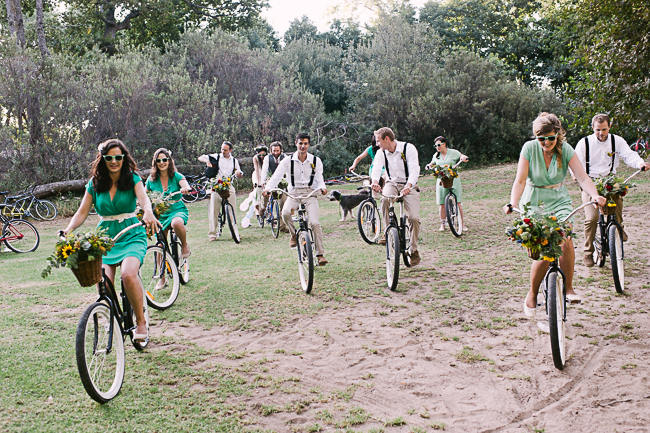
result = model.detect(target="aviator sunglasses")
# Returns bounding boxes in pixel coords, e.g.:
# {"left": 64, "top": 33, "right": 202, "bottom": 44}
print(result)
{"left": 103, "top": 154, "right": 124, "bottom": 162}
{"left": 156, "top": 157, "right": 169, "bottom": 163}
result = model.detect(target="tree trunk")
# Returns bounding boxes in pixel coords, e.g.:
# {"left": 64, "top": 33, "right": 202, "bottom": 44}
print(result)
{"left": 35, "top": 0, "right": 50, "bottom": 57}
{"left": 99, "top": 1, "right": 140, "bottom": 55}
{"left": 6, "top": 0, "right": 26, "bottom": 48}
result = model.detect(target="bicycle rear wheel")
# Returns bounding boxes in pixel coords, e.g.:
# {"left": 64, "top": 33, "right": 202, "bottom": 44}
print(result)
{"left": 35, "top": 199, "right": 57, "bottom": 220}
{"left": 592, "top": 218, "right": 606, "bottom": 267}
{"left": 546, "top": 270, "right": 566, "bottom": 370}
{"left": 297, "top": 230, "right": 314, "bottom": 293}
{"left": 357, "top": 200, "right": 381, "bottom": 244}
{"left": 608, "top": 224, "right": 625, "bottom": 294}
{"left": 445, "top": 192, "right": 463, "bottom": 237}
{"left": 141, "top": 245, "right": 180, "bottom": 310}
{"left": 225, "top": 202, "right": 241, "bottom": 243}
{"left": 76, "top": 302, "right": 125, "bottom": 403}
{"left": 386, "top": 226, "right": 400, "bottom": 291}
{"left": 270, "top": 199, "right": 280, "bottom": 239}
{"left": 3, "top": 219, "right": 40, "bottom": 253}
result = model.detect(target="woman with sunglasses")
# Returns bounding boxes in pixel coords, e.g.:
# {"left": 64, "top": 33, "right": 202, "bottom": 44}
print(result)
{"left": 425, "top": 136, "right": 469, "bottom": 232}
{"left": 146, "top": 148, "right": 192, "bottom": 259}
{"left": 503, "top": 112, "right": 606, "bottom": 317}
{"left": 60, "top": 139, "right": 159, "bottom": 342}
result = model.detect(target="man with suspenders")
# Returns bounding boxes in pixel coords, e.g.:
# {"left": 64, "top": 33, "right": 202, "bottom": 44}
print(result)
{"left": 264, "top": 133, "right": 329, "bottom": 266}
{"left": 260, "top": 141, "right": 289, "bottom": 232}
{"left": 575, "top": 113, "right": 649, "bottom": 267}
{"left": 198, "top": 140, "right": 244, "bottom": 241}
{"left": 370, "top": 127, "right": 422, "bottom": 266}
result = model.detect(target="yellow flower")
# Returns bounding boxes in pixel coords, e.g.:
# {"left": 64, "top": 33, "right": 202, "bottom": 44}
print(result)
{"left": 549, "top": 216, "right": 557, "bottom": 221}
{"left": 607, "top": 202, "right": 616, "bottom": 207}
{"left": 543, "top": 256, "right": 554, "bottom": 262}
{"left": 61, "top": 245, "right": 73, "bottom": 259}
{"left": 541, "top": 238, "right": 548, "bottom": 246}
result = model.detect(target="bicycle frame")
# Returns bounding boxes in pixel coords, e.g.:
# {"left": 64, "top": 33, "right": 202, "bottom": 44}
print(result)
{"left": 382, "top": 190, "right": 408, "bottom": 255}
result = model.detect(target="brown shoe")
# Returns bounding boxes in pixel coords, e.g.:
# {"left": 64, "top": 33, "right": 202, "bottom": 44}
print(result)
{"left": 410, "top": 250, "right": 421, "bottom": 266}
{"left": 289, "top": 234, "right": 297, "bottom": 248}
{"left": 280, "top": 226, "right": 290, "bottom": 233}
{"left": 317, "top": 255, "right": 328, "bottom": 266}
{"left": 378, "top": 236, "right": 386, "bottom": 245}
{"left": 583, "top": 254, "right": 594, "bottom": 267}
{"left": 622, "top": 230, "right": 628, "bottom": 242}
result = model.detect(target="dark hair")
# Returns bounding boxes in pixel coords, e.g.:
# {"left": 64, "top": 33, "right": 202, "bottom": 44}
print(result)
{"left": 371, "top": 134, "right": 379, "bottom": 154}
{"left": 591, "top": 113, "right": 610, "bottom": 127}
{"left": 222, "top": 141, "right": 233, "bottom": 150}
{"left": 270, "top": 141, "right": 283, "bottom": 150}
{"left": 254, "top": 144, "right": 268, "bottom": 154}
{"left": 91, "top": 139, "right": 137, "bottom": 193}
{"left": 149, "top": 148, "right": 177, "bottom": 181}
{"left": 434, "top": 136, "right": 447, "bottom": 144}
{"left": 295, "top": 132, "right": 311, "bottom": 143}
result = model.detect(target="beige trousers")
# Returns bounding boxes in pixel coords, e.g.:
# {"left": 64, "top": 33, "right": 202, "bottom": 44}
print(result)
{"left": 581, "top": 190, "right": 623, "bottom": 254}
{"left": 282, "top": 187, "right": 324, "bottom": 256}
{"left": 208, "top": 185, "right": 237, "bottom": 237}
{"left": 381, "top": 182, "right": 420, "bottom": 253}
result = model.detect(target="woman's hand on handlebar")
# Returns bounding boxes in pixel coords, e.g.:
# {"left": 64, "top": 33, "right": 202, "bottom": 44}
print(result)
{"left": 142, "top": 210, "right": 161, "bottom": 235}
{"left": 180, "top": 186, "right": 192, "bottom": 194}
{"left": 503, "top": 203, "right": 513, "bottom": 215}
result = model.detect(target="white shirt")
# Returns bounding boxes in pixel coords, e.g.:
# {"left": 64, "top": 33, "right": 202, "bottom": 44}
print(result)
{"left": 575, "top": 133, "right": 644, "bottom": 177}
{"left": 265, "top": 152, "right": 325, "bottom": 193}
{"left": 370, "top": 140, "right": 420, "bottom": 186}
{"left": 260, "top": 153, "right": 286, "bottom": 182}
{"left": 199, "top": 152, "right": 243, "bottom": 178}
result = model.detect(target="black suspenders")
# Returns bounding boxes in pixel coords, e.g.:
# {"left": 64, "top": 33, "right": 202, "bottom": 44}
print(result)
{"left": 585, "top": 135, "right": 616, "bottom": 176}
{"left": 290, "top": 154, "right": 316, "bottom": 187}
{"left": 383, "top": 142, "right": 409, "bottom": 181}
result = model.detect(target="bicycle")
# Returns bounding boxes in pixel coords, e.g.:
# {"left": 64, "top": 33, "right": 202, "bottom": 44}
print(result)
{"left": 270, "top": 188, "right": 319, "bottom": 294}
{"left": 350, "top": 170, "right": 382, "bottom": 244}
{"left": 182, "top": 175, "right": 208, "bottom": 203}
{"left": 74, "top": 222, "right": 150, "bottom": 403}
{"left": 381, "top": 189, "right": 413, "bottom": 291}
{"left": 511, "top": 201, "right": 595, "bottom": 370}
{"left": 264, "top": 187, "right": 283, "bottom": 238}
{"left": 0, "top": 212, "right": 40, "bottom": 253}
{"left": 214, "top": 188, "right": 241, "bottom": 243}
{"left": 632, "top": 138, "right": 647, "bottom": 158}
{"left": 0, "top": 185, "right": 57, "bottom": 221}
{"left": 425, "top": 160, "right": 464, "bottom": 237}
{"left": 591, "top": 169, "right": 644, "bottom": 294}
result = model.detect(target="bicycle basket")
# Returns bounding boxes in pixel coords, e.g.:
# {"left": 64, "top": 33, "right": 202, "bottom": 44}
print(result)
{"left": 441, "top": 177, "right": 454, "bottom": 189}
{"left": 71, "top": 258, "right": 103, "bottom": 287}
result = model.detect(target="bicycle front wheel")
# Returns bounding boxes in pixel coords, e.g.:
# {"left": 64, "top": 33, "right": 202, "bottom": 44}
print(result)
{"left": 546, "top": 270, "right": 566, "bottom": 370}
{"left": 608, "top": 224, "right": 625, "bottom": 294}
{"left": 182, "top": 189, "right": 199, "bottom": 203}
{"left": 35, "top": 199, "right": 57, "bottom": 221}
{"left": 297, "top": 230, "right": 314, "bottom": 294}
{"left": 402, "top": 217, "right": 412, "bottom": 267}
{"left": 170, "top": 233, "right": 189, "bottom": 285}
{"left": 141, "top": 245, "right": 180, "bottom": 310}
{"left": 76, "top": 302, "right": 125, "bottom": 403}
{"left": 592, "top": 219, "right": 606, "bottom": 267}
{"left": 445, "top": 192, "right": 462, "bottom": 237}
{"left": 357, "top": 200, "right": 381, "bottom": 244}
{"left": 386, "top": 226, "right": 400, "bottom": 291}
{"left": 270, "top": 199, "right": 281, "bottom": 239}
{"left": 225, "top": 202, "right": 241, "bottom": 243}
{"left": 3, "top": 219, "right": 40, "bottom": 253}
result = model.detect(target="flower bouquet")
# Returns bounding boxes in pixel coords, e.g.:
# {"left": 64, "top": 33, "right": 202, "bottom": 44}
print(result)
{"left": 136, "top": 191, "right": 171, "bottom": 221}
{"left": 42, "top": 227, "right": 114, "bottom": 286}
{"left": 430, "top": 164, "right": 458, "bottom": 188}
{"left": 210, "top": 176, "right": 233, "bottom": 199}
{"left": 594, "top": 174, "right": 634, "bottom": 215}
{"left": 273, "top": 179, "right": 288, "bottom": 198}
{"left": 505, "top": 204, "right": 573, "bottom": 261}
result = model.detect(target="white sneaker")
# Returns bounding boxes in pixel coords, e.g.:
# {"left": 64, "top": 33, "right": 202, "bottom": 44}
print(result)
{"left": 438, "top": 223, "right": 446, "bottom": 231}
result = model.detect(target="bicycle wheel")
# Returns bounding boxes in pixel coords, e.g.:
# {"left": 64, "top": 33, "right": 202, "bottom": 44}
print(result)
{"left": 76, "top": 302, "right": 125, "bottom": 403}
{"left": 182, "top": 188, "right": 199, "bottom": 203}
{"left": 546, "top": 270, "right": 566, "bottom": 370}
{"left": 445, "top": 192, "right": 463, "bottom": 237}
{"left": 357, "top": 200, "right": 381, "bottom": 244}
{"left": 35, "top": 199, "right": 57, "bottom": 221}
{"left": 270, "top": 199, "right": 281, "bottom": 239}
{"left": 225, "top": 202, "right": 241, "bottom": 243}
{"left": 2, "top": 219, "right": 40, "bottom": 253}
{"left": 297, "top": 229, "right": 314, "bottom": 294}
{"left": 386, "top": 226, "right": 400, "bottom": 291}
{"left": 401, "top": 217, "right": 412, "bottom": 267}
{"left": 171, "top": 232, "right": 189, "bottom": 285}
{"left": 608, "top": 224, "right": 625, "bottom": 294}
{"left": 592, "top": 219, "right": 606, "bottom": 267}
{"left": 140, "top": 245, "right": 180, "bottom": 310}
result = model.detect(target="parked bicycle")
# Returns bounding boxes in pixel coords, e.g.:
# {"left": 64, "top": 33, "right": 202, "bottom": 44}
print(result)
{"left": 382, "top": 190, "right": 413, "bottom": 291}
{"left": 631, "top": 137, "right": 648, "bottom": 158}
{"left": 350, "top": 171, "right": 382, "bottom": 244}
{"left": 0, "top": 211, "right": 40, "bottom": 253}
{"left": 74, "top": 222, "right": 150, "bottom": 403}
{"left": 182, "top": 175, "right": 208, "bottom": 203}
{"left": 592, "top": 169, "right": 644, "bottom": 294}
{"left": 270, "top": 188, "right": 319, "bottom": 293}
{"left": 0, "top": 185, "right": 57, "bottom": 221}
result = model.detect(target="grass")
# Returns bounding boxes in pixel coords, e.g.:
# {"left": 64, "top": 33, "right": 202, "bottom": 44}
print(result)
{"left": 1, "top": 163, "right": 648, "bottom": 432}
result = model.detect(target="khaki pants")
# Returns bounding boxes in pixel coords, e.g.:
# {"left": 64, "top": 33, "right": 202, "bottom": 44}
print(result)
{"left": 208, "top": 185, "right": 237, "bottom": 237}
{"left": 381, "top": 182, "right": 420, "bottom": 253}
{"left": 282, "top": 187, "right": 324, "bottom": 256}
{"left": 581, "top": 190, "right": 623, "bottom": 254}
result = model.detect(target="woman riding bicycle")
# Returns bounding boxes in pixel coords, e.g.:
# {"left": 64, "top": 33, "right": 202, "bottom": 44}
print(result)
{"left": 61, "top": 139, "right": 158, "bottom": 342}
{"left": 503, "top": 113, "right": 606, "bottom": 318}
{"left": 425, "top": 136, "right": 469, "bottom": 232}
{"left": 145, "top": 148, "right": 192, "bottom": 259}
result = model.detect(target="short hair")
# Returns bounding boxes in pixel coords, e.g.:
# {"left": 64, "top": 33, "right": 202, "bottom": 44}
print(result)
{"left": 221, "top": 141, "right": 233, "bottom": 149}
{"left": 434, "top": 136, "right": 447, "bottom": 144}
{"left": 270, "top": 141, "right": 283, "bottom": 150}
{"left": 375, "top": 127, "right": 395, "bottom": 141}
{"left": 295, "top": 133, "right": 310, "bottom": 143}
{"left": 591, "top": 113, "right": 610, "bottom": 127}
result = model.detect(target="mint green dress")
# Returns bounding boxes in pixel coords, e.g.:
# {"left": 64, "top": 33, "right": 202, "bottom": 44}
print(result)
{"left": 145, "top": 172, "right": 189, "bottom": 230}
{"left": 519, "top": 140, "right": 575, "bottom": 219}
{"left": 431, "top": 148, "right": 463, "bottom": 205}
{"left": 86, "top": 173, "right": 147, "bottom": 265}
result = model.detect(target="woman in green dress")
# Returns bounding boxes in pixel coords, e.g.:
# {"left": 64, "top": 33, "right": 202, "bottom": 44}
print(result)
{"left": 146, "top": 148, "right": 191, "bottom": 258}
{"left": 61, "top": 139, "right": 159, "bottom": 341}
{"left": 504, "top": 113, "right": 605, "bottom": 318}
{"left": 425, "top": 136, "right": 469, "bottom": 232}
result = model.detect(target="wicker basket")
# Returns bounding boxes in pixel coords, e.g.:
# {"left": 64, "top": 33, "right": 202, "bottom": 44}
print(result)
{"left": 441, "top": 177, "right": 454, "bottom": 189}
{"left": 217, "top": 189, "right": 230, "bottom": 200}
{"left": 527, "top": 248, "right": 540, "bottom": 260}
{"left": 71, "top": 259, "right": 103, "bottom": 287}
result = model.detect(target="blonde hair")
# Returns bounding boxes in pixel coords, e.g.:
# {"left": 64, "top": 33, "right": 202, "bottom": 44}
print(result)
{"left": 374, "top": 127, "right": 395, "bottom": 141}
{"left": 532, "top": 112, "right": 566, "bottom": 169}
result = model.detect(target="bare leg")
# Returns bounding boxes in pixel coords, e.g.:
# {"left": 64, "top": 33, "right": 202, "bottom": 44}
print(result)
{"left": 439, "top": 204, "right": 446, "bottom": 220}
{"left": 171, "top": 217, "right": 190, "bottom": 256}
{"left": 559, "top": 238, "right": 576, "bottom": 295}
{"left": 121, "top": 256, "right": 147, "bottom": 335}
{"left": 458, "top": 202, "right": 466, "bottom": 226}
{"left": 527, "top": 260, "right": 550, "bottom": 309}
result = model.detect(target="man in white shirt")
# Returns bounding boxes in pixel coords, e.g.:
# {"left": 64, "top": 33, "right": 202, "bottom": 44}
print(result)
{"left": 198, "top": 141, "right": 244, "bottom": 241}
{"left": 260, "top": 141, "right": 288, "bottom": 232}
{"left": 370, "top": 127, "right": 421, "bottom": 266}
{"left": 575, "top": 113, "right": 649, "bottom": 266}
{"left": 264, "top": 133, "right": 328, "bottom": 266}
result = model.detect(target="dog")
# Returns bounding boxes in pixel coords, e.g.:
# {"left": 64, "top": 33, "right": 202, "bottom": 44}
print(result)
{"left": 328, "top": 189, "right": 370, "bottom": 221}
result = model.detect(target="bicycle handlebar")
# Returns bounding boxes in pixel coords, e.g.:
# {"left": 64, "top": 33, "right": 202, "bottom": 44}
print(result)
{"left": 509, "top": 201, "right": 596, "bottom": 223}
{"left": 269, "top": 188, "right": 320, "bottom": 201}
{"left": 623, "top": 168, "right": 644, "bottom": 184}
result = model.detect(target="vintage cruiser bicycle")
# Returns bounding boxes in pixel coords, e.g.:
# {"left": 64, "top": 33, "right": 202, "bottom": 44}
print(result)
{"left": 349, "top": 170, "right": 382, "bottom": 244}
{"left": 0, "top": 210, "right": 40, "bottom": 253}
{"left": 381, "top": 189, "right": 413, "bottom": 291}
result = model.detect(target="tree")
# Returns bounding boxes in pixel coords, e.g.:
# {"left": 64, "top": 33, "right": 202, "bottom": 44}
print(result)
{"left": 35, "top": 0, "right": 49, "bottom": 57}
{"left": 283, "top": 15, "right": 320, "bottom": 45}
{"left": 5, "top": 0, "right": 27, "bottom": 48}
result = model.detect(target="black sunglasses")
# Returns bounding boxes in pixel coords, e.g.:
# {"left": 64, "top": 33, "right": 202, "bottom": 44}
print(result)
{"left": 156, "top": 158, "right": 169, "bottom": 163}
{"left": 103, "top": 155, "right": 124, "bottom": 162}
{"left": 536, "top": 135, "right": 557, "bottom": 142}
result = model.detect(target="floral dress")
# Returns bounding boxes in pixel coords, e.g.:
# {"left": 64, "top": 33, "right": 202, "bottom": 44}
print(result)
{"left": 519, "top": 140, "right": 575, "bottom": 220}
{"left": 430, "top": 148, "right": 463, "bottom": 205}
{"left": 145, "top": 172, "right": 189, "bottom": 230}
{"left": 86, "top": 173, "right": 147, "bottom": 265}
